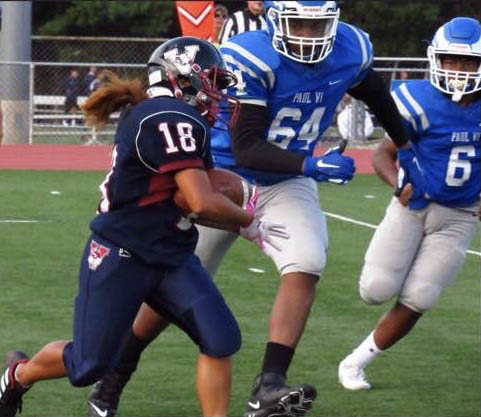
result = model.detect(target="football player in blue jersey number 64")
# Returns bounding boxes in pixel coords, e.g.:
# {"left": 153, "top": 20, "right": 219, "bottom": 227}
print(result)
{"left": 0, "top": 36, "right": 289, "bottom": 417}
{"left": 86, "top": 2, "right": 413, "bottom": 417}
{"left": 338, "top": 17, "right": 481, "bottom": 391}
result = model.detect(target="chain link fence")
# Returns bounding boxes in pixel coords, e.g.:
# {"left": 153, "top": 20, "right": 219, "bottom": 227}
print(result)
{"left": 0, "top": 36, "right": 429, "bottom": 146}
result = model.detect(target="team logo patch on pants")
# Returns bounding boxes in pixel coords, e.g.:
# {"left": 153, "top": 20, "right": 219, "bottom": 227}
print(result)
{"left": 88, "top": 240, "right": 111, "bottom": 271}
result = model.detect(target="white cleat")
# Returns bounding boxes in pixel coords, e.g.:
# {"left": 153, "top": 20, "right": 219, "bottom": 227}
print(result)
{"left": 338, "top": 359, "right": 372, "bottom": 391}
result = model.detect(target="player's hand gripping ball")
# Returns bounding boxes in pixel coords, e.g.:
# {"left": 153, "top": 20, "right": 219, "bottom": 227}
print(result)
{"left": 174, "top": 168, "right": 252, "bottom": 216}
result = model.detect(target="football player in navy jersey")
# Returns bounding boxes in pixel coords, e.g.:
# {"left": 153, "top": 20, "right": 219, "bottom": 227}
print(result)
{"left": 85, "top": 2, "right": 414, "bottom": 417}
{"left": 0, "top": 36, "right": 289, "bottom": 417}
{"left": 338, "top": 17, "right": 481, "bottom": 391}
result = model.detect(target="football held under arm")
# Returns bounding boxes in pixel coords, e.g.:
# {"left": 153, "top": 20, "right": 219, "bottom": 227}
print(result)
{"left": 231, "top": 103, "right": 305, "bottom": 173}
{"left": 348, "top": 70, "right": 410, "bottom": 148}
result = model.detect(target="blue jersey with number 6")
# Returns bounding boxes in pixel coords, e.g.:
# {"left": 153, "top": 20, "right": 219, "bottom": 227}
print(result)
{"left": 211, "top": 23, "right": 373, "bottom": 185}
{"left": 392, "top": 80, "right": 481, "bottom": 207}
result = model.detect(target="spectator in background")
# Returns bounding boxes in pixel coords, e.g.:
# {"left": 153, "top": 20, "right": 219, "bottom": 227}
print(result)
{"left": 213, "top": 4, "right": 228, "bottom": 46}
{"left": 88, "top": 72, "right": 103, "bottom": 95}
{"left": 218, "top": 0, "right": 266, "bottom": 45}
{"left": 83, "top": 66, "right": 98, "bottom": 96}
{"left": 399, "top": 70, "right": 409, "bottom": 80}
{"left": 64, "top": 69, "right": 81, "bottom": 126}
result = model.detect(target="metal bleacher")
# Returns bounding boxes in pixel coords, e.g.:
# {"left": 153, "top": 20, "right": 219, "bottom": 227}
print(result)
{"left": 32, "top": 95, "right": 117, "bottom": 145}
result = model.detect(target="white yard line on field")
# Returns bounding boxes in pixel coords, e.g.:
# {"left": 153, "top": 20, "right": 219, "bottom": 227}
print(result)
{"left": 0, "top": 220, "right": 40, "bottom": 223}
{"left": 324, "top": 211, "right": 481, "bottom": 258}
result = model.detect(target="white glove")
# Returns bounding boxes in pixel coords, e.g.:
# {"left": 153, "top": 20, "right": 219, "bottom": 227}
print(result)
{"left": 239, "top": 186, "right": 289, "bottom": 252}
{"left": 240, "top": 219, "right": 289, "bottom": 253}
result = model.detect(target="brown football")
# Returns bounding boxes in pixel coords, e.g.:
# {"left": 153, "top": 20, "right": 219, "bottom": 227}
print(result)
{"left": 174, "top": 168, "right": 250, "bottom": 215}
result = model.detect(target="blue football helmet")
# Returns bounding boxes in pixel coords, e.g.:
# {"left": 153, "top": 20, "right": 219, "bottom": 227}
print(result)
{"left": 264, "top": 1, "right": 339, "bottom": 64}
{"left": 427, "top": 17, "right": 481, "bottom": 101}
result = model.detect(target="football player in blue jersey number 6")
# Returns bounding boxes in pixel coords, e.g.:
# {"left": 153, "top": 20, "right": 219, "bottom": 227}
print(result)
{"left": 0, "top": 37, "right": 289, "bottom": 417}
{"left": 338, "top": 17, "right": 481, "bottom": 391}
{"left": 86, "top": 2, "right": 413, "bottom": 417}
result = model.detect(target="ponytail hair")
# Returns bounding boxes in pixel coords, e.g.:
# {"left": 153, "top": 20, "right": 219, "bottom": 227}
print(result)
{"left": 81, "top": 70, "right": 148, "bottom": 128}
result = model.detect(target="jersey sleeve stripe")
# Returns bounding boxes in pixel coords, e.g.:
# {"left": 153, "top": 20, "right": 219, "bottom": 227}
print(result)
{"left": 221, "top": 54, "right": 268, "bottom": 90}
{"left": 158, "top": 158, "right": 205, "bottom": 173}
{"left": 238, "top": 98, "right": 267, "bottom": 106}
{"left": 222, "top": 42, "right": 275, "bottom": 89}
{"left": 399, "top": 83, "right": 430, "bottom": 130}
{"left": 391, "top": 89, "right": 418, "bottom": 131}
{"left": 346, "top": 24, "right": 373, "bottom": 72}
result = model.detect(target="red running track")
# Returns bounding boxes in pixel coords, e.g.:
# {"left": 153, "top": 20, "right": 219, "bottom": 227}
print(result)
{"left": 0, "top": 144, "right": 375, "bottom": 173}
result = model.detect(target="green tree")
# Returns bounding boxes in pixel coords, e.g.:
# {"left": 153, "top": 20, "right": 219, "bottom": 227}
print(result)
{"left": 34, "top": 1, "right": 177, "bottom": 38}
{"left": 340, "top": 1, "right": 480, "bottom": 56}
{"left": 32, "top": 0, "right": 481, "bottom": 57}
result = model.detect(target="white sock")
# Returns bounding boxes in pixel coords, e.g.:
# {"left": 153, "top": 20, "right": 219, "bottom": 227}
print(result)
{"left": 344, "top": 331, "right": 383, "bottom": 368}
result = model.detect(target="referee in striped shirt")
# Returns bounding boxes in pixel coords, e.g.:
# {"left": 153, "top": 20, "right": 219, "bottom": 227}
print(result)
{"left": 218, "top": 1, "right": 267, "bottom": 45}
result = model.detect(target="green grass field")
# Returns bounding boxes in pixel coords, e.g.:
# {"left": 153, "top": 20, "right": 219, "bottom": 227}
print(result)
{"left": 0, "top": 170, "right": 479, "bottom": 417}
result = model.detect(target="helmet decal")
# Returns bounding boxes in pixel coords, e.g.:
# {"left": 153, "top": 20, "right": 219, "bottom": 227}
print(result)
{"left": 163, "top": 45, "right": 200, "bottom": 76}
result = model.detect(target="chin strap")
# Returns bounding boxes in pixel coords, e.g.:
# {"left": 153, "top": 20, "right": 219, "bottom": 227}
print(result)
{"left": 166, "top": 69, "right": 184, "bottom": 99}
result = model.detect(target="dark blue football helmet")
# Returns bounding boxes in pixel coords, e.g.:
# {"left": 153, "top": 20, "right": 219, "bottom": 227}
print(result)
{"left": 147, "top": 36, "right": 240, "bottom": 126}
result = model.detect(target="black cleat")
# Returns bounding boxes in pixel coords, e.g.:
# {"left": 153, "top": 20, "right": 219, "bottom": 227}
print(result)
{"left": 87, "top": 369, "right": 131, "bottom": 417}
{"left": 244, "top": 373, "right": 317, "bottom": 417}
{"left": 0, "top": 351, "right": 29, "bottom": 417}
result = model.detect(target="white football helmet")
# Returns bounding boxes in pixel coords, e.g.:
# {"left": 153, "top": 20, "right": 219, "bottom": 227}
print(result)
{"left": 264, "top": 1, "right": 339, "bottom": 64}
{"left": 427, "top": 17, "right": 481, "bottom": 101}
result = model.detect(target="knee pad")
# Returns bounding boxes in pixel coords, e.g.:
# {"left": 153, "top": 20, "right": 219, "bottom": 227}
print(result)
{"left": 359, "top": 266, "right": 402, "bottom": 305}
{"left": 186, "top": 295, "right": 241, "bottom": 358}
{"left": 280, "top": 248, "right": 327, "bottom": 277}
{"left": 400, "top": 283, "right": 442, "bottom": 313}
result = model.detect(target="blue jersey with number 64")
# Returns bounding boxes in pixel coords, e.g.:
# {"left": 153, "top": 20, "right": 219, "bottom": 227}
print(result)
{"left": 211, "top": 23, "right": 373, "bottom": 185}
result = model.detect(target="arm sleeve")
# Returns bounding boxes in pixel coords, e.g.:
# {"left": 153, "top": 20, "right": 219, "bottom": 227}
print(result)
{"left": 348, "top": 69, "right": 409, "bottom": 148}
{"left": 231, "top": 104, "right": 305, "bottom": 173}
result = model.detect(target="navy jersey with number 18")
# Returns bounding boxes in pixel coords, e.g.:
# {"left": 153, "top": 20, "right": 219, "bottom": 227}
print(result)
{"left": 90, "top": 97, "right": 213, "bottom": 266}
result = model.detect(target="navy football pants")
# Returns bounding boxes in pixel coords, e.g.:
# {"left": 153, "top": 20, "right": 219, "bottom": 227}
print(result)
{"left": 63, "top": 233, "right": 241, "bottom": 387}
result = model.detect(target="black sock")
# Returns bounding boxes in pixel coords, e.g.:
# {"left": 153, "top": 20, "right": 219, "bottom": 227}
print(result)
{"left": 261, "top": 342, "right": 295, "bottom": 377}
{"left": 114, "top": 328, "right": 150, "bottom": 375}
